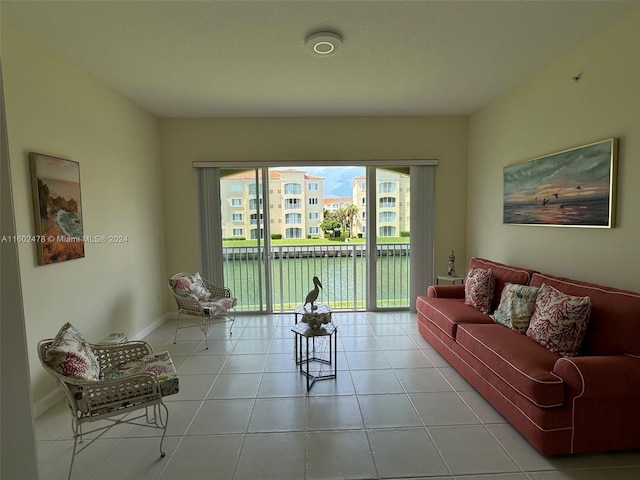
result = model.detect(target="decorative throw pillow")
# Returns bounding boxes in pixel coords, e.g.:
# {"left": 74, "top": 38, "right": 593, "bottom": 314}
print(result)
{"left": 46, "top": 322, "right": 100, "bottom": 381}
{"left": 464, "top": 267, "right": 496, "bottom": 314}
{"left": 190, "top": 273, "right": 213, "bottom": 301}
{"left": 526, "top": 283, "right": 591, "bottom": 357}
{"left": 169, "top": 273, "right": 213, "bottom": 301}
{"left": 491, "top": 283, "right": 539, "bottom": 333}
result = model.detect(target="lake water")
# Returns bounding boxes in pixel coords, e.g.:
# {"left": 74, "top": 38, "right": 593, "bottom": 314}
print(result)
{"left": 224, "top": 252, "right": 410, "bottom": 311}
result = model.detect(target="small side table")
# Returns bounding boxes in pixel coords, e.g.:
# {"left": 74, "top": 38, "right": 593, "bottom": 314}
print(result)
{"left": 291, "top": 322, "right": 337, "bottom": 391}
{"left": 436, "top": 275, "right": 465, "bottom": 285}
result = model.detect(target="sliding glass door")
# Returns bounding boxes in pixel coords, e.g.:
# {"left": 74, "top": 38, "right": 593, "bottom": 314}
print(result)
{"left": 200, "top": 162, "right": 434, "bottom": 313}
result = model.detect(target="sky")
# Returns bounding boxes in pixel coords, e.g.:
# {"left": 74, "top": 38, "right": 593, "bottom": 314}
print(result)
{"left": 298, "top": 166, "right": 365, "bottom": 198}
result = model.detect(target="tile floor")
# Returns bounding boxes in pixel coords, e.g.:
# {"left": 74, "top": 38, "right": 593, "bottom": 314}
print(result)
{"left": 36, "top": 312, "right": 640, "bottom": 480}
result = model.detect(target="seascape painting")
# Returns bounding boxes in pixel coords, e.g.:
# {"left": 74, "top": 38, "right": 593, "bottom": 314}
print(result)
{"left": 503, "top": 139, "right": 617, "bottom": 228}
{"left": 30, "top": 152, "right": 85, "bottom": 265}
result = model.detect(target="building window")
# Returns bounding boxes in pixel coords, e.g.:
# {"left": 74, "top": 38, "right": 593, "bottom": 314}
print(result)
{"left": 284, "top": 198, "right": 301, "bottom": 209}
{"left": 249, "top": 198, "right": 263, "bottom": 210}
{"left": 309, "top": 212, "right": 319, "bottom": 221}
{"left": 379, "top": 197, "right": 396, "bottom": 208}
{"left": 308, "top": 182, "right": 319, "bottom": 191}
{"left": 379, "top": 182, "right": 396, "bottom": 193}
{"left": 250, "top": 213, "right": 263, "bottom": 225}
{"left": 285, "top": 228, "right": 302, "bottom": 239}
{"left": 284, "top": 183, "right": 301, "bottom": 195}
{"left": 379, "top": 212, "right": 396, "bottom": 223}
{"left": 379, "top": 226, "right": 396, "bottom": 237}
{"left": 308, "top": 197, "right": 319, "bottom": 206}
{"left": 361, "top": 197, "right": 366, "bottom": 205}
{"left": 230, "top": 183, "right": 242, "bottom": 193}
{"left": 309, "top": 226, "right": 319, "bottom": 235}
{"left": 232, "top": 213, "right": 243, "bottom": 222}
{"left": 248, "top": 184, "right": 262, "bottom": 195}
{"left": 250, "top": 228, "right": 264, "bottom": 240}
{"left": 361, "top": 211, "right": 366, "bottom": 219}
{"left": 232, "top": 228, "right": 244, "bottom": 237}
{"left": 285, "top": 213, "right": 302, "bottom": 224}
{"left": 231, "top": 198, "right": 242, "bottom": 207}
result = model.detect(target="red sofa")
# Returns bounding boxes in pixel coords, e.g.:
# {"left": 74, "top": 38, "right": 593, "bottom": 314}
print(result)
{"left": 416, "top": 257, "right": 640, "bottom": 455}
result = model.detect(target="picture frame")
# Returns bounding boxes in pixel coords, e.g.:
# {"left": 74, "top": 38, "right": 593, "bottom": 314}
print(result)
{"left": 503, "top": 138, "right": 617, "bottom": 228}
{"left": 29, "top": 152, "right": 85, "bottom": 265}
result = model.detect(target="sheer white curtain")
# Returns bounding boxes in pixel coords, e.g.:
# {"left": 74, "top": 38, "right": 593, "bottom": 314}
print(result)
{"left": 196, "top": 167, "right": 224, "bottom": 285}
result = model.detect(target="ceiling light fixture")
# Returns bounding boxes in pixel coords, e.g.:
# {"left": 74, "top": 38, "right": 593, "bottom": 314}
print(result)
{"left": 305, "top": 31, "right": 342, "bottom": 57}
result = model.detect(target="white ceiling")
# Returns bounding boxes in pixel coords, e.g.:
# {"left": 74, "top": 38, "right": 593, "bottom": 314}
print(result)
{"left": 3, "top": 1, "right": 639, "bottom": 117}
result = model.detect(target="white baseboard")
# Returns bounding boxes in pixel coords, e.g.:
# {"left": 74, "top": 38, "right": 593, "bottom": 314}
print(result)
{"left": 34, "top": 312, "right": 174, "bottom": 418}
{"left": 129, "top": 312, "right": 175, "bottom": 341}
{"left": 34, "top": 388, "right": 65, "bottom": 418}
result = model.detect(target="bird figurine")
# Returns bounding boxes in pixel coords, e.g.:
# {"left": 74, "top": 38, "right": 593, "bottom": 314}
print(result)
{"left": 304, "top": 276, "right": 323, "bottom": 310}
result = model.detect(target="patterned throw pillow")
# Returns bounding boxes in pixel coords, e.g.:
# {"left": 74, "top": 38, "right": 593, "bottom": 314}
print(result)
{"left": 46, "top": 322, "right": 101, "bottom": 381}
{"left": 526, "top": 283, "right": 591, "bottom": 357}
{"left": 464, "top": 267, "right": 496, "bottom": 314}
{"left": 190, "top": 273, "right": 213, "bottom": 301}
{"left": 169, "top": 273, "right": 213, "bottom": 301}
{"left": 491, "top": 283, "right": 539, "bottom": 333}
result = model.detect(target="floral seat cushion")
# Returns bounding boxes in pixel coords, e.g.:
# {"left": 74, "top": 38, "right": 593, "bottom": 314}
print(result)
{"left": 102, "top": 351, "right": 179, "bottom": 397}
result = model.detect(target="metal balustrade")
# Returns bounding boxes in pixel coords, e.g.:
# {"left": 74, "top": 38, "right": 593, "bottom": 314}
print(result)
{"left": 222, "top": 242, "right": 410, "bottom": 312}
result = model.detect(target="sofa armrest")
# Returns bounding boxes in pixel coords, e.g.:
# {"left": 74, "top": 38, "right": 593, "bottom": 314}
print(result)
{"left": 427, "top": 284, "right": 465, "bottom": 298}
{"left": 553, "top": 355, "right": 640, "bottom": 399}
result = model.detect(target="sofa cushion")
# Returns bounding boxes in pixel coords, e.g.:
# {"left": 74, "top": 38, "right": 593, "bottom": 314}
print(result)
{"left": 526, "top": 283, "right": 591, "bottom": 357}
{"left": 457, "top": 323, "right": 565, "bottom": 408}
{"left": 469, "top": 258, "right": 537, "bottom": 311}
{"left": 530, "top": 273, "right": 640, "bottom": 356}
{"left": 491, "top": 283, "right": 539, "bottom": 333}
{"left": 46, "top": 322, "right": 101, "bottom": 381}
{"left": 464, "top": 267, "right": 496, "bottom": 314}
{"left": 416, "top": 296, "right": 493, "bottom": 339}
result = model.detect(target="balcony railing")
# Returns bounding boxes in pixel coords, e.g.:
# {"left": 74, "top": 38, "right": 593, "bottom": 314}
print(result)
{"left": 222, "top": 242, "right": 410, "bottom": 312}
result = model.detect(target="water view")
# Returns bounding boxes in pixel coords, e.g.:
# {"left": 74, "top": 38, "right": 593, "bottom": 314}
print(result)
{"left": 223, "top": 243, "right": 410, "bottom": 312}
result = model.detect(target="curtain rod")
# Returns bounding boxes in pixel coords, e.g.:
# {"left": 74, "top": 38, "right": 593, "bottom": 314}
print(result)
{"left": 193, "top": 159, "right": 438, "bottom": 168}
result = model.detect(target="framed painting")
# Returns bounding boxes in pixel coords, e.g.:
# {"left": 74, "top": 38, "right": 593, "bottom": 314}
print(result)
{"left": 29, "top": 152, "right": 85, "bottom": 265}
{"left": 503, "top": 138, "right": 617, "bottom": 228}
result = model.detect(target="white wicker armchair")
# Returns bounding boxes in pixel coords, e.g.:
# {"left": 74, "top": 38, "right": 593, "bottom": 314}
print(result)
{"left": 38, "top": 325, "right": 178, "bottom": 480}
{"left": 168, "top": 272, "right": 237, "bottom": 349}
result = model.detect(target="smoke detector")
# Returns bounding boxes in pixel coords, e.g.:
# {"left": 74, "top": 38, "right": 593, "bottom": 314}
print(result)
{"left": 305, "top": 31, "right": 342, "bottom": 57}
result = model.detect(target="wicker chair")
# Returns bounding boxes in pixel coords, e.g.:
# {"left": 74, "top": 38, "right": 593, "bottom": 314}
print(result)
{"left": 168, "top": 272, "right": 237, "bottom": 349}
{"left": 38, "top": 334, "right": 179, "bottom": 480}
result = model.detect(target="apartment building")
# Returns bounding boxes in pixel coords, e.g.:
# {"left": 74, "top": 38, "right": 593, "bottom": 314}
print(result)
{"left": 221, "top": 168, "right": 325, "bottom": 239}
{"left": 351, "top": 171, "right": 410, "bottom": 238}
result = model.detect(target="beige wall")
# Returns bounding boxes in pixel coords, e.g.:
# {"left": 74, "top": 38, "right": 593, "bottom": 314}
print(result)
{"left": 467, "top": 11, "right": 640, "bottom": 292}
{"left": 160, "top": 116, "right": 468, "bottom": 283}
{"left": 2, "top": 27, "right": 167, "bottom": 406}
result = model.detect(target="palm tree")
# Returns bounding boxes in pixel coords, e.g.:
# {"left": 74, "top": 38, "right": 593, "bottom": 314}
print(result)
{"left": 334, "top": 204, "right": 359, "bottom": 238}
{"left": 343, "top": 204, "right": 358, "bottom": 238}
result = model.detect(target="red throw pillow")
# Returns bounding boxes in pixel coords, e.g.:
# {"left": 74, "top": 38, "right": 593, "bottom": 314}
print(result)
{"left": 526, "top": 283, "right": 591, "bottom": 357}
{"left": 464, "top": 267, "right": 496, "bottom": 314}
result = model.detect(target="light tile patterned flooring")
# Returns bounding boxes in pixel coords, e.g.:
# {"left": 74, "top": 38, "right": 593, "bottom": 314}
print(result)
{"left": 36, "top": 312, "right": 640, "bottom": 479}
